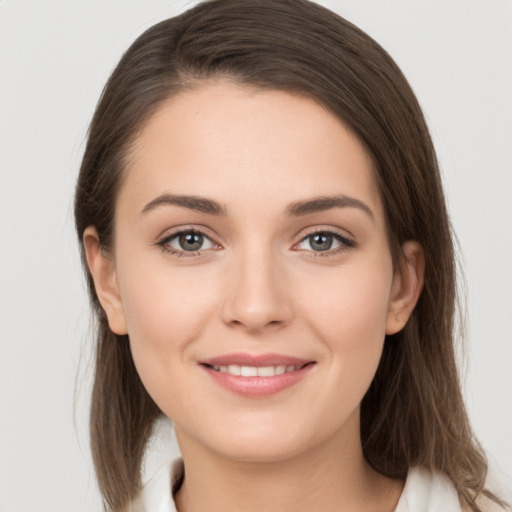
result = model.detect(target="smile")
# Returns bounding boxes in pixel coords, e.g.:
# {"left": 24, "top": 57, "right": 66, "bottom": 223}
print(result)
{"left": 208, "top": 364, "right": 304, "bottom": 377}
{"left": 200, "top": 353, "right": 316, "bottom": 398}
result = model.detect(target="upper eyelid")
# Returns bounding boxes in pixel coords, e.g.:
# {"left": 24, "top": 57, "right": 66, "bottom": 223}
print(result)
{"left": 293, "top": 227, "right": 357, "bottom": 255}
{"left": 156, "top": 227, "right": 220, "bottom": 257}
{"left": 295, "top": 232, "right": 353, "bottom": 248}
{"left": 296, "top": 225, "right": 354, "bottom": 242}
{"left": 157, "top": 225, "right": 219, "bottom": 243}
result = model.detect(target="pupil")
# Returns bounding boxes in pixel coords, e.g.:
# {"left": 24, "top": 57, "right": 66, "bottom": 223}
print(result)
{"left": 180, "top": 232, "right": 203, "bottom": 251}
{"left": 311, "top": 233, "right": 332, "bottom": 251}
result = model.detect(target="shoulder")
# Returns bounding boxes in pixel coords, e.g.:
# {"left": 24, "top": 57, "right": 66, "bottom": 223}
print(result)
{"left": 472, "top": 495, "right": 510, "bottom": 512}
{"left": 398, "top": 467, "right": 509, "bottom": 512}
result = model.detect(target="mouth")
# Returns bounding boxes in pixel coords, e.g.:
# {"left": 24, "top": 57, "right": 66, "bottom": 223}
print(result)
{"left": 199, "top": 353, "right": 316, "bottom": 398}
{"left": 202, "top": 362, "right": 313, "bottom": 377}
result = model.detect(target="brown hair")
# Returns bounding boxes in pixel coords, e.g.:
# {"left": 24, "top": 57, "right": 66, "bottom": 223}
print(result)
{"left": 74, "top": 1, "right": 507, "bottom": 510}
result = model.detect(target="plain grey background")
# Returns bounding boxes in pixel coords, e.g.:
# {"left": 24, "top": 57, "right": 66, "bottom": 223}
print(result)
{"left": 1, "top": 1, "right": 511, "bottom": 510}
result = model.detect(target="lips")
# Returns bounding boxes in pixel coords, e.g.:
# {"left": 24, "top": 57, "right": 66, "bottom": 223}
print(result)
{"left": 201, "top": 352, "right": 312, "bottom": 367}
{"left": 199, "top": 353, "right": 316, "bottom": 398}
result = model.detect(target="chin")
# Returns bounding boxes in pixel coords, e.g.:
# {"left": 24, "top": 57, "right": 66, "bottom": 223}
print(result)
{"left": 193, "top": 415, "right": 325, "bottom": 464}
{"left": 214, "top": 435, "right": 308, "bottom": 464}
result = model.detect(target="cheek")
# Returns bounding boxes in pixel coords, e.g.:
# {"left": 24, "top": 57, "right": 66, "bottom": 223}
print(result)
{"left": 115, "top": 230, "right": 220, "bottom": 340}
{"left": 300, "top": 259, "right": 393, "bottom": 392}
{"left": 304, "top": 259, "right": 392, "bottom": 340}
{"left": 120, "top": 268, "right": 215, "bottom": 346}
{"left": 115, "top": 254, "right": 218, "bottom": 403}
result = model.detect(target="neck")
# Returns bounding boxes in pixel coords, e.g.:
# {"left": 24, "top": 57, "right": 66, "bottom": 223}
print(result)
{"left": 174, "top": 412, "right": 403, "bottom": 512}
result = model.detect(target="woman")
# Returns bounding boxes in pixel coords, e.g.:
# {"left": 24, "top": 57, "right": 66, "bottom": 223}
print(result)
{"left": 74, "top": 0, "right": 509, "bottom": 511}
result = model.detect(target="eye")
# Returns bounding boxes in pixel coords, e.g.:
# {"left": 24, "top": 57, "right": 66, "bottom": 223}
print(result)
{"left": 157, "top": 229, "right": 217, "bottom": 255}
{"left": 295, "top": 231, "right": 355, "bottom": 254}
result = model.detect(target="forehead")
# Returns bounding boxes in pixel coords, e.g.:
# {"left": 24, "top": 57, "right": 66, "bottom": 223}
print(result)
{"left": 120, "top": 80, "right": 383, "bottom": 222}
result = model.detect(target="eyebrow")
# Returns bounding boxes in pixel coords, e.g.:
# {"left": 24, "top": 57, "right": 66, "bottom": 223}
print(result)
{"left": 285, "top": 195, "right": 374, "bottom": 221}
{"left": 139, "top": 193, "right": 374, "bottom": 221}
{"left": 140, "top": 194, "right": 228, "bottom": 216}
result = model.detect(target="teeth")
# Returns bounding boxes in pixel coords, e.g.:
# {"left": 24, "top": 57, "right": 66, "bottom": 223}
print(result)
{"left": 228, "top": 364, "right": 240, "bottom": 376}
{"left": 275, "top": 365, "right": 286, "bottom": 375}
{"left": 211, "top": 364, "right": 300, "bottom": 377}
{"left": 240, "top": 366, "right": 258, "bottom": 377}
{"left": 257, "top": 366, "right": 275, "bottom": 377}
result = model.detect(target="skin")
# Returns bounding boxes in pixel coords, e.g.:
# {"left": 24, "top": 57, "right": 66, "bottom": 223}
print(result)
{"left": 85, "top": 81, "right": 424, "bottom": 512}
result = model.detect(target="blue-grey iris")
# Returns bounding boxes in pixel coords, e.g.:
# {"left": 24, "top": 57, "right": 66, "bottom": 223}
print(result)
{"left": 310, "top": 233, "right": 333, "bottom": 251}
{"left": 180, "top": 232, "right": 204, "bottom": 251}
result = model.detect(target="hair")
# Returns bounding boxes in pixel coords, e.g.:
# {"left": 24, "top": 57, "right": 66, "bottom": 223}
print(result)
{"left": 74, "top": 1, "right": 508, "bottom": 511}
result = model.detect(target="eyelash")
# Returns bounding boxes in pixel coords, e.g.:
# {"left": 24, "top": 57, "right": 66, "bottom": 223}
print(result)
{"left": 295, "top": 228, "right": 356, "bottom": 257}
{"left": 155, "top": 227, "right": 356, "bottom": 258}
{"left": 156, "top": 227, "right": 215, "bottom": 257}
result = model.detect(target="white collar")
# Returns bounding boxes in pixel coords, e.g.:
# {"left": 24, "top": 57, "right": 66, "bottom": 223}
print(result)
{"left": 132, "top": 459, "right": 461, "bottom": 512}
{"left": 394, "top": 466, "right": 461, "bottom": 511}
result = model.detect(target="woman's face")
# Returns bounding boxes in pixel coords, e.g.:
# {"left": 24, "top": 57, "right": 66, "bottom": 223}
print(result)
{"left": 87, "top": 81, "right": 421, "bottom": 462}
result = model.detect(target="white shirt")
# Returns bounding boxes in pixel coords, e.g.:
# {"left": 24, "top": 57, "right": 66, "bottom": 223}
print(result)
{"left": 131, "top": 459, "right": 463, "bottom": 512}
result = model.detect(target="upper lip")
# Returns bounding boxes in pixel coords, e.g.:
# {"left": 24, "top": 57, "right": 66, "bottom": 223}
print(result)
{"left": 200, "top": 352, "right": 314, "bottom": 368}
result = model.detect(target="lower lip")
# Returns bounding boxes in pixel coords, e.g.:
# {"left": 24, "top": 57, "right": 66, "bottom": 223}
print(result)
{"left": 202, "top": 364, "right": 314, "bottom": 398}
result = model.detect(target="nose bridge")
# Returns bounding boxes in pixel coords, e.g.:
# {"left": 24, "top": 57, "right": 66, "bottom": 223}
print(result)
{"left": 221, "top": 238, "right": 292, "bottom": 332}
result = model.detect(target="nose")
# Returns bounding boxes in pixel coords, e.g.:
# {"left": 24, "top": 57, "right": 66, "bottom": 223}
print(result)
{"left": 221, "top": 246, "right": 293, "bottom": 334}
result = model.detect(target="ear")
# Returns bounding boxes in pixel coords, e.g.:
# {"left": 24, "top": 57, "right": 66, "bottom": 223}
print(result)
{"left": 386, "top": 241, "right": 425, "bottom": 335}
{"left": 83, "top": 227, "right": 128, "bottom": 335}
